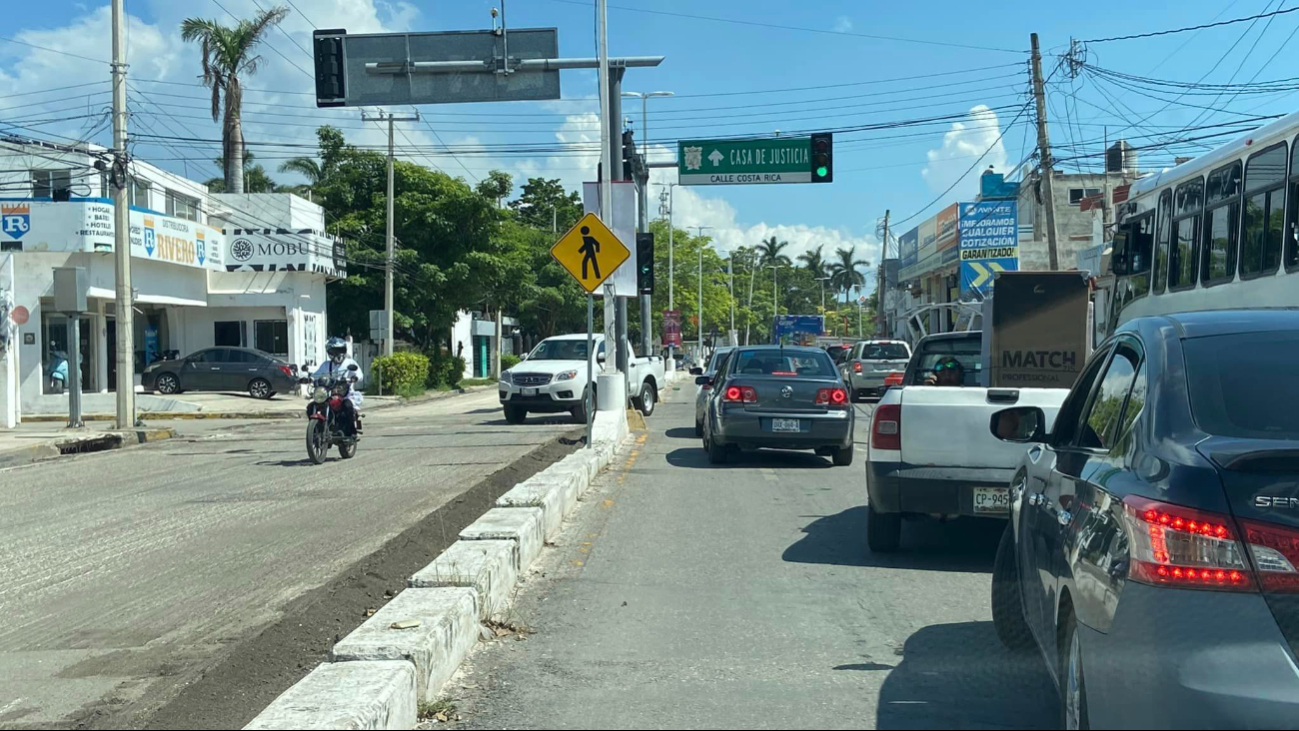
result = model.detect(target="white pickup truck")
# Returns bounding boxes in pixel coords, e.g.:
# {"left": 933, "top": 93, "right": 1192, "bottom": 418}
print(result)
{"left": 864, "top": 331, "right": 1070, "bottom": 552}
{"left": 499, "top": 333, "right": 665, "bottom": 424}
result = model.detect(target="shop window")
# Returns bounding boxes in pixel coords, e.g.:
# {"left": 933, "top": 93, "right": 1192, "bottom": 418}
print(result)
{"left": 166, "top": 190, "right": 200, "bottom": 221}
{"left": 31, "top": 169, "right": 73, "bottom": 200}
{"left": 254, "top": 320, "right": 289, "bottom": 357}
{"left": 214, "top": 320, "right": 246, "bottom": 348}
{"left": 129, "top": 178, "right": 151, "bottom": 209}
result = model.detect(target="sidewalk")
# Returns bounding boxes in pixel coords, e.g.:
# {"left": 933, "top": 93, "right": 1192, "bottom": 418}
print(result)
{"left": 0, "top": 420, "right": 177, "bottom": 469}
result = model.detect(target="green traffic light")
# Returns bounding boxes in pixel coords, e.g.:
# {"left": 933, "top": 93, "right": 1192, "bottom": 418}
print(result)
{"left": 816, "top": 166, "right": 829, "bottom": 177}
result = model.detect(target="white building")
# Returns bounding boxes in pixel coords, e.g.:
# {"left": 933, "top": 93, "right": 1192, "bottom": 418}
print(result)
{"left": 0, "top": 137, "right": 344, "bottom": 420}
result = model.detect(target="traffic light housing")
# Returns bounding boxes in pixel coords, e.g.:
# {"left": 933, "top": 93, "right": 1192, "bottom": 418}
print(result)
{"left": 637, "top": 232, "right": 654, "bottom": 294}
{"left": 811, "top": 132, "right": 833, "bottom": 183}
{"left": 312, "top": 30, "right": 347, "bottom": 108}
{"left": 622, "top": 130, "right": 636, "bottom": 181}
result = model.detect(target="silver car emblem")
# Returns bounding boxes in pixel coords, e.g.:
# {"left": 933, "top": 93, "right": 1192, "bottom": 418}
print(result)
{"left": 781, "top": 385, "right": 793, "bottom": 398}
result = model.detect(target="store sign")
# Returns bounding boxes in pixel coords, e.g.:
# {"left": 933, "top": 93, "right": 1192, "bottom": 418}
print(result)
{"left": 662, "top": 310, "right": 682, "bottom": 347}
{"left": 0, "top": 199, "right": 219, "bottom": 270}
{"left": 959, "top": 200, "right": 1020, "bottom": 296}
{"left": 936, "top": 203, "right": 959, "bottom": 251}
{"left": 899, "top": 228, "right": 918, "bottom": 268}
{"left": 223, "top": 228, "right": 347, "bottom": 278}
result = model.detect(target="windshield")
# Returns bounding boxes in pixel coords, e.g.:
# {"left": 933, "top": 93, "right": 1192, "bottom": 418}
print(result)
{"left": 528, "top": 339, "right": 592, "bottom": 361}
{"left": 1185, "top": 331, "right": 1299, "bottom": 440}
{"left": 863, "top": 342, "right": 910, "bottom": 360}
{"left": 730, "top": 349, "right": 838, "bottom": 377}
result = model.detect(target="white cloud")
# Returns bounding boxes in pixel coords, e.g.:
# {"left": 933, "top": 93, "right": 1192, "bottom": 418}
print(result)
{"left": 921, "top": 104, "right": 1008, "bottom": 199}
{"left": 832, "top": 16, "right": 853, "bottom": 33}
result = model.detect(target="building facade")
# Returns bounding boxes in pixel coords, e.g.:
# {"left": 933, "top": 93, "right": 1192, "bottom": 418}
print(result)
{"left": 0, "top": 138, "right": 344, "bottom": 418}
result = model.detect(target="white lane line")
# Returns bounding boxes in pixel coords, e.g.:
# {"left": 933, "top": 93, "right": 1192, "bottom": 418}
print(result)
{"left": 761, "top": 467, "right": 779, "bottom": 482}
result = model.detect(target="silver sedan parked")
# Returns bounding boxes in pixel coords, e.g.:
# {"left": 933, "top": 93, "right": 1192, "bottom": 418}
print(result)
{"left": 698, "top": 345, "right": 855, "bottom": 465}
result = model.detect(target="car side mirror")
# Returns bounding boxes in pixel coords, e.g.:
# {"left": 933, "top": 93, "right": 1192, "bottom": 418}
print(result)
{"left": 690, "top": 367, "right": 703, "bottom": 376}
{"left": 347, "top": 363, "right": 359, "bottom": 371}
{"left": 695, "top": 375, "right": 712, "bottom": 386}
{"left": 520, "top": 353, "right": 529, "bottom": 361}
{"left": 990, "top": 406, "right": 1048, "bottom": 443}
{"left": 597, "top": 352, "right": 607, "bottom": 363}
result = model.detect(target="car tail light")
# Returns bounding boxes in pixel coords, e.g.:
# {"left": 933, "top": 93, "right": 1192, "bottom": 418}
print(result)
{"left": 1239, "top": 518, "right": 1299, "bottom": 593}
{"left": 771, "top": 371, "right": 797, "bottom": 377}
{"left": 884, "top": 372, "right": 904, "bottom": 387}
{"left": 815, "top": 388, "right": 849, "bottom": 408}
{"left": 722, "top": 385, "right": 757, "bottom": 403}
{"left": 278, "top": 365, "right": 295, "bottom": 378}
{"left": 871, "top": 403, "right": 901, "bottom": 450}
{"left": 853, "top": 362, "right": 863, "bottom": 373}
{"left": 1121, "top": 496, "right": 1254, "bottom": 591}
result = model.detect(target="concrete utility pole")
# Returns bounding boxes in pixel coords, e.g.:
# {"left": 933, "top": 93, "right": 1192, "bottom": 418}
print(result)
{"left": 1031, "top": 33, "right": 1061, "bottom": 271}
{"left": 659, "top": 184, "right": 679, "bottom": 363}
{"left": 111, "top": 0, "right": 133, "bottom": 429}
{"left": 728, "top": 256, "right": 735, "bottom": 342}
{"left": 690, "top": 226, "right": 711, "bottom": 356}
{"left": 362, "top": 111, "right": 420, "bottom": 356}
{"left": 623, "top": 91, "right": 672, "bottom": 359}
{"left": 878, "top": 209, "right": 889, "bottom": 336}
{"left": 745, "top": 250, "right": 756, "bottom": 345}
{"left": 816, "top": 276, "right": 831, "bottom": 316}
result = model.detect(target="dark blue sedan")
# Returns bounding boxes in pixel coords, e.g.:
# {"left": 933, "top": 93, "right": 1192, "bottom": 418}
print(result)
{"left": 989, "top": 310, "right": 1299, "bottom": 729}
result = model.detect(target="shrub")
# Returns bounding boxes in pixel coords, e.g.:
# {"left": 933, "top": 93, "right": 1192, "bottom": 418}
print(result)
{"left": 371, "top": 351, "right": 429, "bottom": 396}
{"left": 501, "top": 353, "right": 522, "bottom": 371}
{"left": 447, "top": 356, "right": 466, "bottom": 389}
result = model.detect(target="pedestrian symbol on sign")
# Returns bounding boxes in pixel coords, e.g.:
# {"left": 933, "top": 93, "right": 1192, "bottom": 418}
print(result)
{"left": 578, "top": 226, "right": 601, "bottom": 279}
{"left": 550, "top": 213, "right": 630, "bottom": 294}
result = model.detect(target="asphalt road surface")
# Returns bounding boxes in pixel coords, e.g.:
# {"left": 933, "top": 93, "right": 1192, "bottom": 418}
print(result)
{"left": 0, "top": 391, "right": 577, "bottom": 729}
{"left": 448, "top": 386, "right": 1057, "bottom": 730}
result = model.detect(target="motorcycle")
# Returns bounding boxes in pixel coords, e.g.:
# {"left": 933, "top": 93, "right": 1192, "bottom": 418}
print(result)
{"left": 301, "top": 363, "right": 360, "bottom": 464}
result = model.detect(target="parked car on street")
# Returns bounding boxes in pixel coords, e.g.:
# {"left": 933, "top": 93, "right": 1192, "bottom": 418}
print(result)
{"left": 841, "top": 339, "right": 912, "bottom": 401}
{"left": 142, "top": 347, "right": 299, "bottom": 399}
{"left": 989, "top": 310, "right": 1299, "bottom": 729}
{"left": 698, "top": 345, "right": 855, "bottom": 465}
{"left": 693, "top": 346, "right": 734, "bottom": 436}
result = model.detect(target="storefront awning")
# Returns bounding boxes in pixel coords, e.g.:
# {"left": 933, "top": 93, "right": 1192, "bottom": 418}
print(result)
{"left": 87, "top": 287, "right": 206, "bottom": 308}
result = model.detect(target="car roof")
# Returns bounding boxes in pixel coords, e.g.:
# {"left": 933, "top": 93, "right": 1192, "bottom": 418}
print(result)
{"left": 733, "top": 345, "right": 828, "bottom": 354}
{"left": 1156, "top": 308, "right": 1299, "bottom": 340}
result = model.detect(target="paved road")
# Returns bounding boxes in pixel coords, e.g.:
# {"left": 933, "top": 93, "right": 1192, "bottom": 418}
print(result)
{"left": 451, "top": 387, "right": 1057, "bottom": 730}
{"left": 0, "top": 391, "right": 576, "bottom": 728}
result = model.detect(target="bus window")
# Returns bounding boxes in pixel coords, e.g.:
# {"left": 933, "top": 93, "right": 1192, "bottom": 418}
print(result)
{"left": 1170, "top": 177, "right": 1203, "bottom": 290}
{"left": 1242, "top": 142, "right": 1286, "bottom": 278}
{"left": 1287, "top": 138, "right": 1299, "bottom": 270}
{"left": 1202, "top": 161, "right": 1241, "bottom": 285}
{"left": 1128, "top": 212, "right": 1154, "bottom": 298}
{"left": 1154, "top": 190, "right": 1172, "bottom": 293}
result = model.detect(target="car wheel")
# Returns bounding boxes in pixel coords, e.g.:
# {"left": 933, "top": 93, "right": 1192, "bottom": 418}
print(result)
{"left": 694, "top": 419, "right": 703, "bottom": 437}
{"left": 866, "top": 502, "right": 901, "bottom": 553}
{"left": 155, "top": 373, "right": 180, "bottom": 395}
{"left": 634, "top": 381, "right": 657, "bottom": 416}
{"left": 571, "top": 387, "right": 593, "bottom": 424}
{"left": 249, "top": 378, "right": 273, "bottom": 400}
{"left": 705, "top": 429, "right": 728, "bottom": 465}
{"left": 504, "top": 405, "right": 526, "bottom": 424}
{"left": 992, "top": 522, "right": 1036, "bottom": 652}
{"left": 832, "top": 443, "right": 854, "bottom": 466}
{"left": 1061, "top": 612, "right": 1090, "bottom": 730}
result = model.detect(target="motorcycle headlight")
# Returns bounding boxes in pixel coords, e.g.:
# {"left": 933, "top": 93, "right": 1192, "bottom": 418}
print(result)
{"left": 556, "top": 370, "right": 579, "bottom": 381}
{"left": 313, "top": 387, "right": 329, "bottom": 404}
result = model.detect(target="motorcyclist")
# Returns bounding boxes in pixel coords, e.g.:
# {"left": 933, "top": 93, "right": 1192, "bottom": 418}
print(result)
{"left": 313, "top": 337, "right": 364, "bottom": 435}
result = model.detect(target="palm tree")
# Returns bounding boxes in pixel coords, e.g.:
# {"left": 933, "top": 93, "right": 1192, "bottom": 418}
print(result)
{"left": 756, "top": 235, "right": 792, "bottom": 268}
{"left": 278, "top": 157, "right": 323, "bottom": 185}
{"left": 797, "top": 244, "right": 828, "bottom": 280}
{"left": 181, "top": 6, "right": 289, "bottom": 194}
{"left": 829, "top": 246, "right": 871, "bottom": 301}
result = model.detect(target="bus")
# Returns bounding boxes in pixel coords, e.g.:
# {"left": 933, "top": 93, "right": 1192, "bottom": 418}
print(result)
{"left": 1105, "top": 110, "right": 1299, "bottom": 336}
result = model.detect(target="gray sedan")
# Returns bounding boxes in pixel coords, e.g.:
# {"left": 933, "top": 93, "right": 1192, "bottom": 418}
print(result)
{"left": 692, "top": 346, "right": 734, "bottom": 436}
{"left": 699, "top": 345, "right": 854, "bottom": 465}
{"left": 142, "top": 347, "right": 299, "bottom": 399}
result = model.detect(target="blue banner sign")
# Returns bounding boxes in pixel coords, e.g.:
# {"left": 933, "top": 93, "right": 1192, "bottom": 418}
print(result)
{"left": 959, "top": 201, "right": 1019, "bottom": 296}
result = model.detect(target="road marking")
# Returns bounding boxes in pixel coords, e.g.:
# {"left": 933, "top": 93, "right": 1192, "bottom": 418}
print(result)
{"left": 762, "top": 467, "right": 779, "bottom": 482}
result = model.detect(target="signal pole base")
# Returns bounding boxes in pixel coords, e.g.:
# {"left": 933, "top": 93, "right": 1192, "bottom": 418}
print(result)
{"left": 596, "top": 373, "right": 626, "bottom": 412}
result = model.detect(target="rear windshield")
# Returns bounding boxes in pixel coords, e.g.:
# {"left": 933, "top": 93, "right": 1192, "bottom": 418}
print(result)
{"left": 1184, "top": 331, "right": 1299, "bottom": 440}
{"left": 730, "top": 350, "right": 837, "bottom": 378}
{"left": 862, "top": 343, "right": 910, "bottom": 360}
{"left": 911, "top": 337, "right": 983, "bottom": 386}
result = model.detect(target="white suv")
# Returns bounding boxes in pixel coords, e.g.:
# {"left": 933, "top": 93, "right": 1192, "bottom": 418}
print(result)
{"left": 499, "top": 334, "right": 665, "bottom": 424}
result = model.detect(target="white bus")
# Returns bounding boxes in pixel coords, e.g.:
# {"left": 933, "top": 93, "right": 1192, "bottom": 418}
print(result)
{"left": 1106, "top": 110, "right": 1299, "bottom": 335}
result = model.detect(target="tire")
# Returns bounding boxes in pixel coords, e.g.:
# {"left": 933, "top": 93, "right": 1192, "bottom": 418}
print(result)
{"left": 705, "top": 429, "right": 729, "bottom": 465}
{"left": 832, "top": 443, "right": 855, "bottom": 466}
{"left": 155, "top": 373, "right": 180, "bottom": 395}
{"left": 306, "top": 420, "right": 329, "bottom": 465}
{"left": 504, "top": 405, "right": 527, "bottom": 424}
{"left": 1061, "top": 613, "right": 1090, "bottom": 730}
{"left": 992, "top": 522, "right": 1037, "bottom": 652}
{"left": 866, "top": 502, "right": 901, "bottom": 553}
{"left": 338, "top": 440, "right": 357, "bottom": 460}
{"left": 634, "top": 381, "right": 657, "bottom": 416}
{"left": 694, "top": 419, "right": 704, "bottom": 437}
{"left": 249, "top": 378, "right": 273, "bottom": 400}
{"left": 571, "top": 387, "right": 592, "bottom": 424}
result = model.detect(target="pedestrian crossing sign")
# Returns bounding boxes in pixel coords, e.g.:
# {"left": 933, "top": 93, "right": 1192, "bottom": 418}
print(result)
{"left": 550, "top": 212, "right": 630, "bottom": 294}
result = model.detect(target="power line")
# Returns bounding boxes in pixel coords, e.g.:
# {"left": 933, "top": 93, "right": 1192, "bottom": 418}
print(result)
{"left": 1082, "top": 4, "right": 1299, "bottom": 42}
{"left": 0, "top": 35, "right": 108, "bottom": 64}
{"left": 541, "top": 0, "right": 1027, "bottom": 54}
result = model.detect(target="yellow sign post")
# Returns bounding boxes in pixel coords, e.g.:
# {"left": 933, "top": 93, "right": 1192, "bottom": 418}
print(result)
{"left": 550, "top": 212, "right": 630, "bottom": 294}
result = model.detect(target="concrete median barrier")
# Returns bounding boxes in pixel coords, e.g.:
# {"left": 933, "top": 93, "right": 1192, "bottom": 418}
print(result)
{"left": 459, "top": 508, "right": 545, "bottom": 572}
{"left": 409, "top": 540, "right": 518, "bottom": 623}
{"left": 243, "top": 660, "right": 417, "bottom": 730}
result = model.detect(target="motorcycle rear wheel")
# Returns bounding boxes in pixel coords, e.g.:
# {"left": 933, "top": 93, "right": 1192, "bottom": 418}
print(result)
{"left": 306, "top": 419, "right": 329, "bottom": 464}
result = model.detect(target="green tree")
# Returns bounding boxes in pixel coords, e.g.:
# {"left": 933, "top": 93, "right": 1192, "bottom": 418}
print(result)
{"left": 475, "top": 170, "right": 513, "bottom": 208}
{"left": 204, "top": 150, "right": 279, "bottom": 193}
{"left": 509, "top": 177, "right": 582, "bottom": 232}
{"left": 797, "top": 243, "right": 829, "bottom": 280}
{"left": 756, "top": 235, "right": 792, "bottom": 268}
{"left": 181, "top": 5, "right": 289, "bottom": 194}
{"left": 829, "top": 246, "right": 871, "bottom": 301}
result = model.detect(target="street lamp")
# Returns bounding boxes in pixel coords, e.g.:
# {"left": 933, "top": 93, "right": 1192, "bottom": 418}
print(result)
{"left": 658, "top": 183, "right": 680, "bottom": 364}
{"left": 815, "top": 276, "right": 832, "bottom": 318}
{"left": 692, "top": 225, "right": 713, "bottom": 356}
{"left": 768, "top": 264, "right": 784, "bottom": 339}
{"left": 621, "top": 91, "right": 674, "bottom": 158}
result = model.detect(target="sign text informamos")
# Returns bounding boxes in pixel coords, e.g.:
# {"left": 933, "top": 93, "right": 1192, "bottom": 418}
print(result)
{"left": 959, "top": 200, "right": 1019, "bottom": 296}
{"left": 678, "top": 137, "right": 813, "bottom": 185}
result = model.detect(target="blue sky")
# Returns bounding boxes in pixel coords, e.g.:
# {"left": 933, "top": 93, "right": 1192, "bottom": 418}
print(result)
{"left": 3, "top": 0, "right": 1298, "bottom": 281}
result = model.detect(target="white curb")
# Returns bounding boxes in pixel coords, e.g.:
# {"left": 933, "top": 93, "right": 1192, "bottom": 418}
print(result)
{"left": 330, "top": 588, "right": 479, "bottom": 702}
{"left": 409, "top": 540, "right": 518, "bottom": 622}
{"left": 495, "top": 471, "right": 580, "bottom": 541}
{"left": 243, "top": 660, "right": 417, "bottom": 730}
{"left": 459, "top": 507, "right": 545, "bottom": 572}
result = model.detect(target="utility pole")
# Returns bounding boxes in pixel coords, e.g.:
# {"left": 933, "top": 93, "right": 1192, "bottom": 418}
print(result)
{"left": 596, "top": 0, "right": 616, "bottom": 380}
{"left": 659, "top": 184, "right": 678, "bottom": 364}
{"left": 111, "top": 0, "right": 133, "bottom": 429}
{"left": 623, "top": 91, "right": 672, "bottom": 360}
{"left": 878, "top": 210, "right": 889, "bottom": 337}
{"left": 1031, "top": 33, "right": 1061, "bottom": 271}
{"left": 745, "top": 251, "right": 756, "bottom": 345}
{"left": 691, "top": 226, "right": 711, "bottom": 356}
{"left": 727, "top": 256, "right": 735, "bottom": 344}
{"left": 363, "top": 111, "right": 420, "bottom": 356}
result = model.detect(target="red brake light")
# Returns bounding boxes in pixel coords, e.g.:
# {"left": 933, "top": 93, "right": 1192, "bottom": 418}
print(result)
{"left": 771, "top": 371, "right": 797, "bottom": 377}
{"left": 1121, "top": 496, "right": 1255, "bottom": 592}
{"left": 279, "top": 365, "right": 294, "bottom": 378}
{"left": 725, "top": 386, "right": 742, "bottom": 402}
{"left": 853, "top": 362, "right": 862, "bottom": 373}
{"left": 722, "top": 385, "right": 757, "bottom": 403}
{"left": 871, "top": 403, "right": 901, "bottom": 450}
{"left": 815, "top": 388, "right": 849, "bottom": 408}
{"left": 884, "top": 372, "right": 904, "bottom": 386}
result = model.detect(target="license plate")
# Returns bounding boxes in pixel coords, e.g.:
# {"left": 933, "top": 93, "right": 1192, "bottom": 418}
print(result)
{"left": 522, "top": 387, "right": 538, "bottom": 397}
{"left": 974, "top": 487, "right": 1010, "bottom": 514}
{"left": 771, "top": 418, "right": 801, "bottom": 433}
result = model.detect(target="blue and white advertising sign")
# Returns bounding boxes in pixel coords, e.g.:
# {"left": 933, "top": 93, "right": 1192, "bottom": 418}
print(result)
{"left": 899, "top": 228, "right": 919, "bottom": 268}
{"left": 959, "top": 200, "right": 1019, "bottom": 296}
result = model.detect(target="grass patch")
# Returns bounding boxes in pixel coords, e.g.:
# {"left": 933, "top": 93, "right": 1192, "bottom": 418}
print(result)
{"left": 419, "top": 699, "right": 457, "bottom": 722}
{"left": 461, "top": 377, "right": 496, "bottom": 387}
{"left": 394, "top": 382, "right": 425, "bottom": 399}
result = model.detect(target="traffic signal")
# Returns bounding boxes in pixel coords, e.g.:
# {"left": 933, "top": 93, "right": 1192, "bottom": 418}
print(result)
{"left": 811, "top": 132, "right": 833, "bottom": 183}
{"left": 312, "top": 30, "right": 347, "bottom": 108}
{"left": 622, "top": 130, "right": 636, "bottom": 180}
{"left": 637, "top": 232, "right": 655, "bottom": 294}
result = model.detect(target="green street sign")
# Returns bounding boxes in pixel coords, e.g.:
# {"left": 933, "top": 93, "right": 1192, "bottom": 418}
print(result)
{"left": 678, "top": 137, "right": 813, "bottom": 185}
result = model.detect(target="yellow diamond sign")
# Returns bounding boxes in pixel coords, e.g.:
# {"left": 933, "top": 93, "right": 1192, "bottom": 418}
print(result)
{"left": 550, "top": 212, "right": 630, "bottom": 294}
